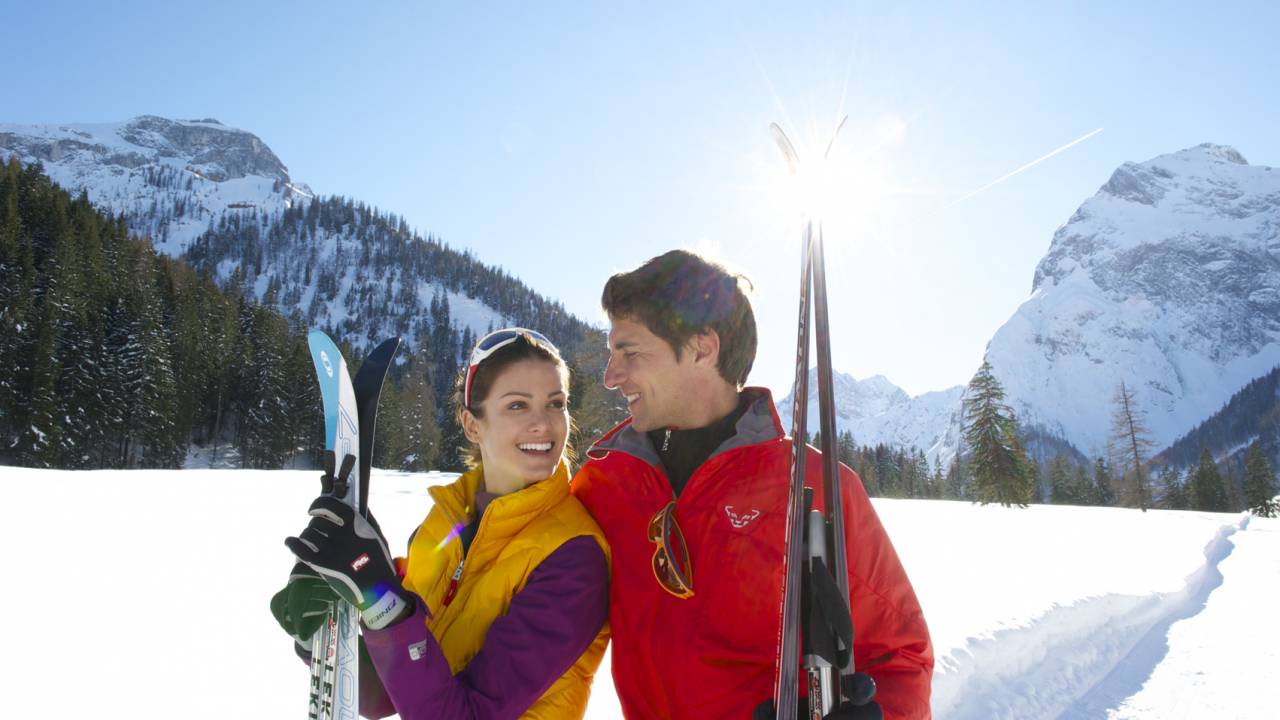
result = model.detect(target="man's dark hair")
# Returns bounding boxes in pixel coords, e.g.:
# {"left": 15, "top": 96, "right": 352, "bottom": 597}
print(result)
{"left": 601, "top": 249, "right": 756, "bottom": 387}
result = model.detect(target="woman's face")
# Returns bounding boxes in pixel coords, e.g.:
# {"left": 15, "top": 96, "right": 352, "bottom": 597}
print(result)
{"left": 463, "top": 358, "right": 569, "bottom": 495}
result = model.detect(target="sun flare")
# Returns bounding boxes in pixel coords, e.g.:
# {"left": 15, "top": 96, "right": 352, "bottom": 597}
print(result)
{"left": 749, "top": 113, "right": 909, "bottom": 266}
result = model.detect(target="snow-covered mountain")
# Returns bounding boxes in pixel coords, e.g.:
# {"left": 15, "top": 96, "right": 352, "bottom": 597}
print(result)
{"left": 0, "top": 116, "right": 589, "bottom": 355}
{"left": 0, "top": 116, "right": 310, "bottom": 251}
{"left": 792, "top": 144, "right": 1280, "bottom": 469}
{"left": 977, "top": 143, "right": 1280, "bottom": 460}
{"left": 777, "top": 369, "right": 963, "bottom": 461}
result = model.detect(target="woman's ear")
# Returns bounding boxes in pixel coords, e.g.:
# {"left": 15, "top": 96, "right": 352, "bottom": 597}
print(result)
{"left": 462, "top": 408, "right": 482, "bottom": 444}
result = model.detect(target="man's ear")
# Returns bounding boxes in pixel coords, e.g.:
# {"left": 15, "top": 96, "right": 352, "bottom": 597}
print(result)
{"left": 690, "top": 329, "right": 721, "bottom": 368}
{"left": 461, "top": 408, "right": 482, "bottom": 443}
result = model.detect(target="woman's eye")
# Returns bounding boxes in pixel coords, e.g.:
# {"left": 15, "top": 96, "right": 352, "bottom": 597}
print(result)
{"left": 549, "top": 399, "right": 566, "bottom": 410}
{"left": 507, "top": 401, "right": 527, "bottom": 411}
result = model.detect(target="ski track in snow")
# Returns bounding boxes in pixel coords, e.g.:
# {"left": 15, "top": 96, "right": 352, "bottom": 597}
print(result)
{"left": 934, "top": 516, "right": 1247, "bottom": 719}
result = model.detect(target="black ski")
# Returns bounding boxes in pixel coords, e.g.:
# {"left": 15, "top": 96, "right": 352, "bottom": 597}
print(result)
{"left": 351, "top": 337, "right": 402, "bottom": 514}
{"left": 771, "top": 119, "right": 873, "bottom": 720}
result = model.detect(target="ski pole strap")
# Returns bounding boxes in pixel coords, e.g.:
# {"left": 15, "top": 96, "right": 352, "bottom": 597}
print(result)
{"left": 809, "top": 556, "right": 854, "bottom": 668}
{"left": 320, "top": 451, "right": 357, "bottom": 497}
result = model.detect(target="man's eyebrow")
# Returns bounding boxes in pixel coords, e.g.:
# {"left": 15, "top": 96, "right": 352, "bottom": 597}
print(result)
{"left": 611, "top": 340, "right": 638, "bottom": 350}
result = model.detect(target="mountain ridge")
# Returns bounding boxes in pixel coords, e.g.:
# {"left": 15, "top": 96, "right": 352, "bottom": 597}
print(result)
{"left": 781, "top": 143, "right": 1280, "bottom": 470}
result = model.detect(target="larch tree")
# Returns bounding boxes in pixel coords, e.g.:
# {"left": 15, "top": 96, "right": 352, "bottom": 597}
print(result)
{"left": 1109, "top": 380, "right": 1156, "bottom": 511}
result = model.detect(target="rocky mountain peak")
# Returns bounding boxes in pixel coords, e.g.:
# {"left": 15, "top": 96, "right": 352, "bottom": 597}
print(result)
{"left": 0, "top": 116, "right": 291, "bottom": 185}
{"left": 117, "top": 115, "right": 290, "bottom": 183}
{"left": 984, "top": 143, "right": 1280, "bottom": 457}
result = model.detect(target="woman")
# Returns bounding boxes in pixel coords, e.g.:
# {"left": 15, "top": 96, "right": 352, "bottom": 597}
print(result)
{"left": 273, "top": 328, "right": 611, "bottom": 719}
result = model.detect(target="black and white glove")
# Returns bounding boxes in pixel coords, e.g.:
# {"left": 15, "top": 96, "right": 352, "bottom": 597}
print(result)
{"left": 284, "top": 496, "right": 410, "bottom": 630}
{"left": 269, "top": 561, "right": 337, "bottom": 657}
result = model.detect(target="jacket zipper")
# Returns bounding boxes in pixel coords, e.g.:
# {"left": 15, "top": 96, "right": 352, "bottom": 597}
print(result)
{"left": 441, "top": 558, "right": 465, "bottom": 607}
{"left": 439, "top": 498, "right": 494, "bottom": 609}
{"left": 437, "top": 505, "right": 469, "bottom": 609}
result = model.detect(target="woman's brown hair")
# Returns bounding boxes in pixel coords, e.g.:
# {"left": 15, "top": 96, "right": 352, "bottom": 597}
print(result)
{"left": 451, "top": 331, "right": 577, "bottom": 469}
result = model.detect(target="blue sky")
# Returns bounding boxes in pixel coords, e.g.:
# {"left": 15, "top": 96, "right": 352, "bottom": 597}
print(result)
{"left": 7, "top": 1, "right": 1278, "bottom": 398}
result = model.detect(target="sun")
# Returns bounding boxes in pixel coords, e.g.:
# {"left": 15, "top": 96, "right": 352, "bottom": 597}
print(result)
{"left": 748, "top": 113, "right": 908, "bottom": 264}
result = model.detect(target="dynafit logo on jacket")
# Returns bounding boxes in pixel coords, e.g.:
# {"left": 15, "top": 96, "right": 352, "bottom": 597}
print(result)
{"left": 724, "top": 506, "right": 761, "bottom": 529}
{"left": 351, "top": 553, "right": 370, "bottom": 572}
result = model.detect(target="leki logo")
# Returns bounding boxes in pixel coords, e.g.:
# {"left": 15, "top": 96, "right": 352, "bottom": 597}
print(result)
{"left": 351, "top": 553, "right": 370, "bottom": 572}
{"left": 320, "top": 351, "right": 334, "bottom": 378}
{"left": 724, "top": 505, "right": 761, "bottom": 529}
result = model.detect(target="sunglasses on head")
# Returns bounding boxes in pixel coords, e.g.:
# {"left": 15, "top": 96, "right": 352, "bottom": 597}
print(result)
{"left": 648, "top": 501, "right": 694, "bottom": 599}
{"left": 464, "top": 328, "right": 559, "bottom": 408}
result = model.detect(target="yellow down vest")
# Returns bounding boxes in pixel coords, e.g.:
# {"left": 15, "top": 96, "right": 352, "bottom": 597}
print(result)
{"left": 401, "top": 459, "right": 611, "bottom": 719}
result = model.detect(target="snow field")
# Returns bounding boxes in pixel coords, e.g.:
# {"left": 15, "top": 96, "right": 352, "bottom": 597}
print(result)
{"left": 1, "top": 469, "right": 1269, "bottom": 718}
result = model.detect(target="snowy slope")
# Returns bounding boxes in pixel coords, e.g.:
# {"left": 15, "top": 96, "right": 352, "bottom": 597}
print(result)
{"left": 977, "top": 144, "right": 1280, "bottom": 459}
{"left": 0, "top": 116, "right": 308, "bottom": 252}
{"left": 0, "top": 117, "right": 516, "bottom": 344}
{"left": 3, "top": 467, "right": 1272, "bottom": 719}
{"left": 777, "top": 368, "right": 964, "bottom": 464}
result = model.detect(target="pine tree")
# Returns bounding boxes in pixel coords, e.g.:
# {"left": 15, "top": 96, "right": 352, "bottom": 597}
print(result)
{"left": 1072, "top": 464, "right": 1093, "bottom": 506}
{"left": 383, "top": 355, "right": 442, "bottom": 471}
{"left": 1157, "top": 465, "right": 1188, "bottom": 510}
{"left": 835, "top": 430, "right": 857, "bottom": 469}
{"left": 962, "top": 361, "right": 1034, "bottom": 507}
{"left": 944, "top": 454, "right": 967, "bottom": 500}
{"left": 136, "top": 272, "right": 181, "bottom": 468}
{"left": 1242, "top": 442, "right": 1278, "bottom": 517}
{"left": 244, "top": 306, "right": 295, "bottom": 468}
{"left": 1189, "top": 448, "right": 1229, "bottom": 512}
{"left": 1092, "top": 457, "right": 1116, "bottom": 506}
{"left": 1109, "top": 380, "right": 1155, "bottom": 511}
{"left": 930, "top": 462, "right": 945, "bottom": 499}
{"left": 1048, "top": 454, "right": 1078, "bottom": 505}
{"left": 1224, "top": 467, "right": 1244, "bottom": 513}
{"left": 0, "top": 158, "right": 34, "bottom": 456}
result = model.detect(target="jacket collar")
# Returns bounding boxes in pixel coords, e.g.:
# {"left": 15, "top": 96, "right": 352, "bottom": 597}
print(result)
{"left": 587, "top": 386, "right": 784, "bottom": 466}
{"left": 428, "top": 457, "right": 572, "bottom": 541}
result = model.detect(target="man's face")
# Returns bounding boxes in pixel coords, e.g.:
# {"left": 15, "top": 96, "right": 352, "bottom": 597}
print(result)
{"left": 603, "top": 316, "right": 701, "bottom": 432}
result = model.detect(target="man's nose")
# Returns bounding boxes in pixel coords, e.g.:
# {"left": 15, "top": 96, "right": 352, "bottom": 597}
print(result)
{"left": 603, "top": 355, "right": 623, "bottom": 390}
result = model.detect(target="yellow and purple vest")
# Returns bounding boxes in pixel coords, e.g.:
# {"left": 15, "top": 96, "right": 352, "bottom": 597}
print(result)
{"left": 401, "top": 459, "right": 611, "bottom": 719}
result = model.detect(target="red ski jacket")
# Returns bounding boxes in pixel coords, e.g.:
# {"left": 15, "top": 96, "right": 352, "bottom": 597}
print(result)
{"left": 570, "top": 389, "right": 933, "bottom": 719}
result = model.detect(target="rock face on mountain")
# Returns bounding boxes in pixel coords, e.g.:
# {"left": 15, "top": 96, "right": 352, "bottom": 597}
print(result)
{"left": 781, "top": 144, "right": 1280, "bottom": 469}
{"left": 1, "top": 116, "right": 291, "bottom": 183}
{"left": 981, "top": 143, "right": 1280, "bottom": 458}
{"left": 0, "top": 116, "right": 310, "bottom": 253}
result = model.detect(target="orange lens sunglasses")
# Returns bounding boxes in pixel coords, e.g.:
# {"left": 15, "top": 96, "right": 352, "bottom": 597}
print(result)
{"left": 648, "top": 501, "right": 694, "bottom": 599}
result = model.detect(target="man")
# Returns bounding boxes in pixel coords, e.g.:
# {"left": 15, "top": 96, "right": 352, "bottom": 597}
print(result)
{"left": 570, "top": 249, "right": 933, "bottom": 719}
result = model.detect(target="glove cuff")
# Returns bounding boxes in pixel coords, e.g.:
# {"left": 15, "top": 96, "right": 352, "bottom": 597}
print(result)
{"left": 360, "top": 589, "right": 410, "bottom": 630}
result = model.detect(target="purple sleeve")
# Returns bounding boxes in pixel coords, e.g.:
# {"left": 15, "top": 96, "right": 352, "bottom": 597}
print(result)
{"left": 362, "top": 536, "right": 609, "bottom": 720}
